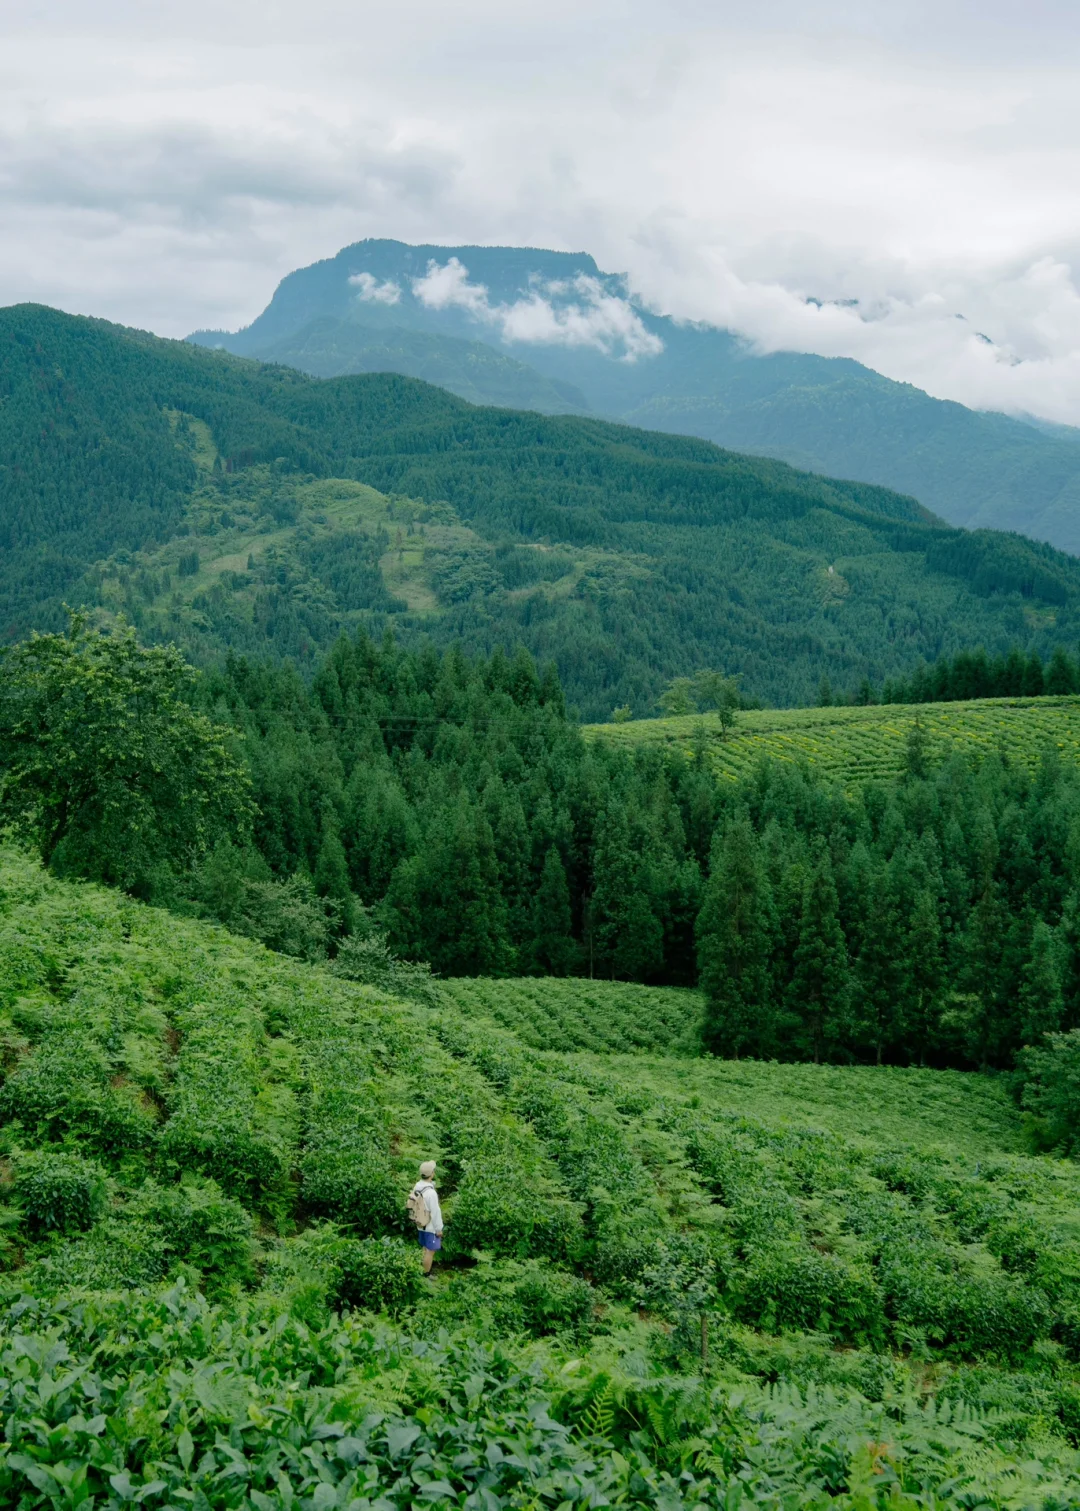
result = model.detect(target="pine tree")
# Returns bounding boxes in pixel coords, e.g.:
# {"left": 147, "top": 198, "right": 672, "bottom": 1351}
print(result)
{"left": 531, "top": 846, "right": 578, "bottom": 976}
{"left": 384, "top": 799, "right": 510, "bottom": 976}
{"left": 907, "top": 886, "right": 945, "bottom": 1064}
{"left": 1020, "top": 919, "right": 1064, "bottom": 1045}
{"left": 314, "top": 808, "right": 356, "bottom": 934}
{"left": 696, "top": 817, "right": 774, "bottom": 1057}
{"left": 855, "top": 860, "right": 909, "bottom": 1064}
{"left": 590, "top": 804, "right": 664, "bottom": 981}
{"left": 790, "top": 848, "right": 850, "bottom": 1063}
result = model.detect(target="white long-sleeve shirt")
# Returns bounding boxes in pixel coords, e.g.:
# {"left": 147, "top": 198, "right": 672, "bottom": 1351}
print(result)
{"left": 411, "top": 1179, "right": 443, "bottom": 1233}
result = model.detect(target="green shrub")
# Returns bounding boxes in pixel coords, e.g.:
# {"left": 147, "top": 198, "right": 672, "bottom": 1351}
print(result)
{"left": 513, "top": 1265, "right": 595, "bottom": 1337}
{"left": 158, "top": 1115, "right": 285, "bottom": 1208}
{"left": 335, "top": 1236, "right": 423, "bottom": 1315}
{"left": 300, "top": 1139, "right": 400, "bottom": 1236}
{"left": 444, "top": 1150, "right": 580, "bottom": 1261}
{"left": 12, "top": 1148, "right": 109, "bottom": 1235}
{"left": 1020, "top": 1028, "right": 1080, "bottom": 1155}
{"left": 127, "top": 1179, "right": 254, "bottom": 1287}
{"left": 734, "top": 1244, "right": 885, "bottom": 1345}
{"left": 0, "top": 1051, "right": 155, "bottom": 1159}
{"left": 881, "top": 1250, "right": 1051, "bottom": 1358}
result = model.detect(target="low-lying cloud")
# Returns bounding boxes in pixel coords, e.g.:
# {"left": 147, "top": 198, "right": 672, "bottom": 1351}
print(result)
{"left": 349, "top": 271, "right": 402, "bottom": 305}
{"left": 411, "top": 257, "right": 663, "bottom": 360}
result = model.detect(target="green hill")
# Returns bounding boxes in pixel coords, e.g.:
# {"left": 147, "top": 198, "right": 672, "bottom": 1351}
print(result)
{"left": 6, "top": 302, "right": 1080, "bottom": 713}
{"left": 192, "top": 237, "right": 1080, "bottom": 553}
{"left": 588, "top": 694, "right": 1080, "bottom": 784}
{"left": 2, "top": 846, "right": 1080, "bottom": 1503}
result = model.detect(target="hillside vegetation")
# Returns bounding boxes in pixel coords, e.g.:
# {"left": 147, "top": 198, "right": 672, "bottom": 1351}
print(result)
{"left": 193, "top": 236, "right": 1080, "bottom": 552}
{"left": 3, "top": 845, "right": 1080, "bottom": 1506}
{"left": 588, "top": 695, "right": 1080, "bottom": 785}
{"left": 6, "top": 303, "right": 1080, "bottom": 711}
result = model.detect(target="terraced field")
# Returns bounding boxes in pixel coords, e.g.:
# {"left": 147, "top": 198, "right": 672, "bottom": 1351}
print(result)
{"left": 436, "top": 976, "right": 706, "bottom": 1055}
{"left": 588, "top": 695, "right": 1080, "bottom": 783}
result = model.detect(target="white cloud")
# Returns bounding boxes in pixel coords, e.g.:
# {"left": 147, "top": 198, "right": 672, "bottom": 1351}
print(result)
{"left": 2, "top": 5, "right": 1080, "bottom": 422}
{"left": 411, "top": 258, "right": 663, "bottom": 360}
{"left": 410, "top": 257, "right": 491, "bottom": 317}
{"left": 349, "top": 270, "right": 402, "bottom": 304}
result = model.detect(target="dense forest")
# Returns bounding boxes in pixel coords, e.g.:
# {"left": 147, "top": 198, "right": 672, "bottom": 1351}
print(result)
{"left": 8, "top": 303, "right": 1080, "bottom": 715}
{"left": 5, "top": 616, "right": 1075, "bottom": 1078}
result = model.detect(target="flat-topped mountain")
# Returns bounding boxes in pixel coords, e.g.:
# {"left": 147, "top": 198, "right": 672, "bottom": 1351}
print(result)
{"left": 191, "top": 238, "right": 1080, "bottom": 554}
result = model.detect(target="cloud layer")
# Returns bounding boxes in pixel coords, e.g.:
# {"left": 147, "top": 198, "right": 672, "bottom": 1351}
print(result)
{"left": 411, "top": 259, "right": 663, "bottom": 359}
{"left": 2, "top": 3, "right": 1080, "bottom": 422}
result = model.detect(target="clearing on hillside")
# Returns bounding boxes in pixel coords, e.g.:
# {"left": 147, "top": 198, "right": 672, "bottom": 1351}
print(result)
{"left": 436, "top": 976, "right": 705, "bottom": 1055}
{"left": 588, "top": 694, "right": 1080, "bottom": 784}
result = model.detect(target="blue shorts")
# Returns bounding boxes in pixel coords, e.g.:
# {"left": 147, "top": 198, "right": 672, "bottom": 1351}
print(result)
{"left": 417, "top": 1231, "right": 442, "bottom": 1251}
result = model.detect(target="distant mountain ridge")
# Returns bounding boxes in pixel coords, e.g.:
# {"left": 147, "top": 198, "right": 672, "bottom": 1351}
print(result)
{"left": 8, "top": 301, "right": 1080, "bottom": 715}
{"left": 191, "top": 238, "right": 1080, "bottom": 554}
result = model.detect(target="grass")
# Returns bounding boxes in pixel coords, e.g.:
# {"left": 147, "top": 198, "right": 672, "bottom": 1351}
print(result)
{"left": 587, "top": 695, "right": 1080, "bottom": 784}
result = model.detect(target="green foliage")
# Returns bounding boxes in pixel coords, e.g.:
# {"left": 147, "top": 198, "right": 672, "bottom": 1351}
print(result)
{"left": 10, "top": 303, "right": 1080, "bottom": 715}
{"left": 334, "top": 1234, "right": 424, "bottom": 1314}
{"left": 0, "top": 615, "right": 253, "bottom": 891}
{"left": 330, "top": 930, "right": 440, "bottom": 1004}
{"left": 437, "top": 977, "right": 704, "bottom": 1055}
{"left": 593, "top": 693, "right": 1080, "bottom": 786}
{"left": 1020, "top": 1028, "right": 1080, "bottom": 1155}
{"left": 1, "top": 847, "right": 1080, "bottom": 1499}
{"left": 11, "top": 1149, "right": 108, "bottom": 1236}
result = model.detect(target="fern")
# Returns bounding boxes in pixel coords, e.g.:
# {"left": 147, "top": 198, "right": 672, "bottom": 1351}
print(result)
{"left": 577, "top": 1378, "right": 616, "bottom": 1442}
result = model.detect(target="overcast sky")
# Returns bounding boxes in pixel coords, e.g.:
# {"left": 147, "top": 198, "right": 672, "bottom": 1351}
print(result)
{"left": 3, "top": 1, "right": 1080, "bottom": 422}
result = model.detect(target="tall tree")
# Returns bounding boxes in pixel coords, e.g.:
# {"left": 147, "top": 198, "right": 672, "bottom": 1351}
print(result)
{"left": 790, "top": 848, "right": 851, "bottom": 1063}
{"left": 696, "top": 817, "right": 774, "bottom": 1057}
{"left": 1019, "top": 919, "right": 1064, "bottom": 1045}
{"left": 0, "top": 616, "right": 252, "bottom": 891}
{"left": 531, "top": 847, "right": 579, "bottom": 977}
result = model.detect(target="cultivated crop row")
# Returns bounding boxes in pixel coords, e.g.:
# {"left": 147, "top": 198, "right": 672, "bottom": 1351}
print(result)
{"left": 437, "top": 976, "right": 705, "bottom": 1055}
{"left": 590, "top": 695, "right": 1080, "bottom": 785}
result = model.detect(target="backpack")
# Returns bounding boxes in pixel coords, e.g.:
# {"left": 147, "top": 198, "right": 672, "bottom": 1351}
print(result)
{"left": 407, "top": 1182, "right": 431, "bottom": 1228}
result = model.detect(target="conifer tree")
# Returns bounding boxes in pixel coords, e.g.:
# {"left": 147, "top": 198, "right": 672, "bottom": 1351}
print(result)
{"left": 907, "top": 885, "right": 945, "bottom": 1063}
{"left": 1020, "top": 919, "right": 1064, "bottom": 1044}
{"left": 314, "top": 809, "right": 356, "bottom": 934}
{"left": 790, "top": 848, "right": 850, "bottom": 1062}
{"left": 855, "top": 860, "right": 909, "bottom": 1064}
{"left": 696, "top": 817, "right": 774, "bottom": 1057}
{"left": 531, "top": 846, "right": 578, "bottom": 976}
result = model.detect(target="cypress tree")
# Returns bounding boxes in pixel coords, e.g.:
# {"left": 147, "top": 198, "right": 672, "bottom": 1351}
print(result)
{"left": 790, "top": 848, "right": 850, "bottom": 1063}
{"left": 314, "top": 809, "right": 356, "bottom": 933}
{"left": 1020, "top": 919, "right": 1064, "bottom": 1044}
{"left": 696, "top": 817, "right": 774, "bottom": 1057}
{"left": 855, "top": 860, "right": 909, "bottom": 1064}
{"left": 531, "top": 846, "right": 578, "bottom": 976}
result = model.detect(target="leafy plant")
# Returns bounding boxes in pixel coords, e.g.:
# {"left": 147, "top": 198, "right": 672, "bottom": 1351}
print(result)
{"left": 11, "top": 1148, "right": 109, "bottom": 1235}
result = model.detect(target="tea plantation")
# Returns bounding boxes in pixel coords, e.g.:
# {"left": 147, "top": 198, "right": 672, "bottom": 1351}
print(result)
{"left": 588, "top": 695, "right": 1080, "bottom": 785}
{"left": 3, "top": 846, "right": 1080, "bottom": 1506}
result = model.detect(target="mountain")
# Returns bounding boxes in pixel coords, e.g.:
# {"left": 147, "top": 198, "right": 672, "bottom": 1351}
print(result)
{"left": 191, "top": 238, "right": 1080, "bottom": 554}
{"left": 5, "top": 301, "right": 1080, "bottom": 715}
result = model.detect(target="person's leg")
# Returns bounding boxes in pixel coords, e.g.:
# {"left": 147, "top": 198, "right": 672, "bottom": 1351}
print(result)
{"left": 422, "top": 1245, "right": 434, "bottom": 1274}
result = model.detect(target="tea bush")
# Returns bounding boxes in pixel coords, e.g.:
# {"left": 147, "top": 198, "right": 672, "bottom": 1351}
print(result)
{"left": 4, "top": 848, "right": 1080, "bottom": 1498}
{"left": 11, "top": 1148, "right": 109, "bottom": 1235}
{"left": 335, "top": 1235, "right": 424, "bottom": 1314}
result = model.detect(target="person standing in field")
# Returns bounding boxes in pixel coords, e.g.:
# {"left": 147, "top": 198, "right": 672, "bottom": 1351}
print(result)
{"left": 407, "top": 1159, "right": 444, "bottom": 1273}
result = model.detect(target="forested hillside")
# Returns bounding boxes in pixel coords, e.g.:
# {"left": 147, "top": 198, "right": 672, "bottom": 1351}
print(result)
{"left": 6, "top": 302, "right": 1080, "bottom": 713}
{"left": 192, "top": 237, "right": 1080, "bottom": 552}
{"left": 3, "top": 846, "right": 1080, "bottom": 1508}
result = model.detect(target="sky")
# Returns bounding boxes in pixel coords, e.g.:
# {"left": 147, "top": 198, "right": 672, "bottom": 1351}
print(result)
{"left": 3, "top": 1, "right": 1080, "bottom": 422}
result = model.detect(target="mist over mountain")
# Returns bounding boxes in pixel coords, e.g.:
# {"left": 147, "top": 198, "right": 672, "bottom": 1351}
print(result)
{"left": 191, "top": 239, "right": 1080, "bottom": 556}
